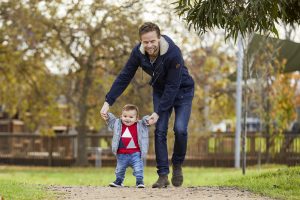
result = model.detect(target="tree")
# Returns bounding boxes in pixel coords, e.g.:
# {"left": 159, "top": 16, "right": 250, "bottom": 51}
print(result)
{"left": 174, "top": 0, "right": 300, "bottom": 40}
{"left": 0, "top": 0, "right": 146, "bottom": 165}
{"left": 0, "top": 6, "right": 65, "bottom": 134}
{"left": 186, "top": 44, "right": 236, "bottom": 132}
{"left": 245, "top": 39, "right": 296, "bottom": 162}
{"left": 175, "top": 0, "right": 299, "bottom": 168}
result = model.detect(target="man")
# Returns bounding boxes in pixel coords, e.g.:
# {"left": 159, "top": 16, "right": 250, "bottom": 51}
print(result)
{"left": 100, "top": 22, "right": 194, "bottom": 188}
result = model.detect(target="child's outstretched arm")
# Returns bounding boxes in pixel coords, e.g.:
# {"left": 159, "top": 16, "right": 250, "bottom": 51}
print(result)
{"left": 141, "top": 115, "right": 151, "bottom": 127}
{"left": 140, "top": 115, "right": 150, "bottom": 158}
{"left": 107, "top": 112, "right": 117, "bottom": 130}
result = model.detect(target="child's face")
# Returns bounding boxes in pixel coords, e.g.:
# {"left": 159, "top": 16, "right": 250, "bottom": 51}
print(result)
{"left": 121, "top": 110, "right": 138, "bottom": 126}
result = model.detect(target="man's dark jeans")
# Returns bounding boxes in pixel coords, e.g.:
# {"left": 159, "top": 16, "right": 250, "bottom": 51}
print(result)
{"left": 153, "top": 88, "right": 194, "bottom": 175}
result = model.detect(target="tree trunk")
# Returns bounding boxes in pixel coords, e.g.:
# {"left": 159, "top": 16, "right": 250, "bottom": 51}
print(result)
{"left": 75, "top": 63, "right": 93, "bottom": 166}
{"left": 75, "top": 123, "right": 89, "bottom": 166}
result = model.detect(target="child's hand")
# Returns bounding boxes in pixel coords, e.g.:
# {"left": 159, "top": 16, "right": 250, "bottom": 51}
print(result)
{"left": 145, "top": 118, "right": 150, "bottom": 126}
{"left": 100, "top": 102, "right": 110, "bottom": 121}
{"left": 147, "top": 113, "right": 159, "bottom": 125}
{"left": 101, "top": 113, "right": 109, "bottom": 121}
{"left": 147, "top": 118, "right": 156, "bottom": 125}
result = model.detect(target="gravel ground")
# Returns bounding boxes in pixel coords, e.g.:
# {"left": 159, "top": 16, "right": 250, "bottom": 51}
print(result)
{"left": 48, "top": 186, "right": 275, "bottom": 200}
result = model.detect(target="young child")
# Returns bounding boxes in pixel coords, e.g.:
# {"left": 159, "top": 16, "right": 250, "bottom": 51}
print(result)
{"left": 104, "top": 104, "right": 149, "bottom": 188}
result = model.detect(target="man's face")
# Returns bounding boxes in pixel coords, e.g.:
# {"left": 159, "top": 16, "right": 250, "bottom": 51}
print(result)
{"left": 140, "top": 31, "right": 160, "bottom": 57}
{"left": 121, "top": 110, "right": 138, "bottom": 126}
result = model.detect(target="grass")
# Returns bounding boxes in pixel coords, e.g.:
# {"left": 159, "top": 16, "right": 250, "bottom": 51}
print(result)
{"left": 0, "top": 165, "right": 299, "bottom": 200}
{"left": 224, "top": 166, "right": 300, "bottom": 200}
{"left": 0, "top": 179, "right": 55, "bottom": 200}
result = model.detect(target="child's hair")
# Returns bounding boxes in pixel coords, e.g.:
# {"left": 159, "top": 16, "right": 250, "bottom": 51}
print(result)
{"left": 122, "top": 104, "right": 139, "bottom": 118}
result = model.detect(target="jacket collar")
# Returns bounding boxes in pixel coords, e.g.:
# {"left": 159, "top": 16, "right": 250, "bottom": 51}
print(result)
{"left": 139, "top": 36, "right": 169, "bottom": 56}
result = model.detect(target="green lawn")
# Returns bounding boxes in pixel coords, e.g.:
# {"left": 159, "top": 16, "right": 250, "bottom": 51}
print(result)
{"left": 0, "top": 165, "right": 299, "bottom": 200}
{"left": 0, "top": 179, "right": 55, "bottom": 200}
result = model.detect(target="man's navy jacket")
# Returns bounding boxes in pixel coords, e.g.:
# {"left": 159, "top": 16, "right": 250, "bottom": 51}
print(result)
{"left": 105, "top": 35, "right": 194, "bottom": 114}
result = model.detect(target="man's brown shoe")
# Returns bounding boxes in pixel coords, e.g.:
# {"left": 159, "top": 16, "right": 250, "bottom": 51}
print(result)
{"left": 152, "top": 175, "right": 170, "bottom": 188}
{"left": 171, "top": 164, "right": 183, "bottom": 187}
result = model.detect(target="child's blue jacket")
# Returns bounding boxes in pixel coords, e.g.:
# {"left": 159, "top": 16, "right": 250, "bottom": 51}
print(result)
{"left": 107, "top": 113, "right": 149, "bottom": 158}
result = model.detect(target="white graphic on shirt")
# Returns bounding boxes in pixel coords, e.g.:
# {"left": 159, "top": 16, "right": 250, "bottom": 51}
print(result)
{"left": 121, "top": 127, "right": 137, "bottom": 149}
{"left": 127, "top": 139, "right": 137, "bottom": 149}
{"left": 122, "top": 127, "right": 132, "bottom": 138}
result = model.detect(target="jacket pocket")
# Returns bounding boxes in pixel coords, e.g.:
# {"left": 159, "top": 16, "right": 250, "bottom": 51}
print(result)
{"left": 176, "top": 88, "right": 194, "bottom": 99}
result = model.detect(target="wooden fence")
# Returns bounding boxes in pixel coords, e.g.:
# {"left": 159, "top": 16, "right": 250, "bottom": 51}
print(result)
{"left": 0, "top": 131, "right": 299, "bottom": 167}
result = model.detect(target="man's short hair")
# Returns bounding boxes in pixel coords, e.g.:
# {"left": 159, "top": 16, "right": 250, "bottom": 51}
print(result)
{"left": 122, "top": 104, "right": 139, "bottom": 117}
{"left": 139, "top": 22, "right": 161, "bottom": 38}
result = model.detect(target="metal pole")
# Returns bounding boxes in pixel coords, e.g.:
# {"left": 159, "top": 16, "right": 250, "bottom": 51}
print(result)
{"left": 235, "top": 33, "right": 244, "bottom": 168}
{"left": 242, "top": 59, "right": 248, "bottom": 175}
{"left": 204, "top": 84, "right": 210, "bottom": 131}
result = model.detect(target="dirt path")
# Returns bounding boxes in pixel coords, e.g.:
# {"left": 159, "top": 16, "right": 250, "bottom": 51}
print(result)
{"left": 48, "top": 186, "right": 274, "bottom": 200}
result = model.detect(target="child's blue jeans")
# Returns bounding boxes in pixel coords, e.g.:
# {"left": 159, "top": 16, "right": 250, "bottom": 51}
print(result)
{"left": 115, "top": 152, "right": 144, "bottom": 184}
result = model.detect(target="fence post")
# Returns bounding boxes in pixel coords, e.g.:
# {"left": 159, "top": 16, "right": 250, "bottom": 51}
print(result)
{"left": 48, "top": 136, "right": 53, "bottom": 166}
{"left": 95, "top": 147, "right": 102, "bottom": 167}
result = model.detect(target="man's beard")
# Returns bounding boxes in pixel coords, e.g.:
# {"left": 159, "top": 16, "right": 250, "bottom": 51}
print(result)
{"left": 147, "top": 46, "right": 159, "bottom": 56}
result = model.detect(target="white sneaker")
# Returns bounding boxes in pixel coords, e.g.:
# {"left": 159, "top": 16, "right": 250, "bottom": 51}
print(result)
{"left": 109, "top": 181, "right": 124, "bottom": 187}
{"left": 136, "top": 183, "right": 145, "bottom": 188}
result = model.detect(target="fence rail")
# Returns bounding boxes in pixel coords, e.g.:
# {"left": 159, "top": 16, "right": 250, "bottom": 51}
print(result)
{"left": 0, "top": 131, "right": 299, "bottom": 167}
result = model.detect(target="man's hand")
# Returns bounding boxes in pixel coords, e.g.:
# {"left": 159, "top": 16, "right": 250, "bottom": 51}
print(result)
{"left": 100, "top": 102, "right": 110, "bottom": 120}
{"left": 147, "top": 112, "right": 159, "bottom": 125}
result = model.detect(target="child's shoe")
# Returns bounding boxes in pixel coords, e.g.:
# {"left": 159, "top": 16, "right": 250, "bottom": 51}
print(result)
{"left": 136, "top": 181, "right": 145, "bottom": 188}
{"left": 109, "top": 180, "right": 123, "bottom": 187}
